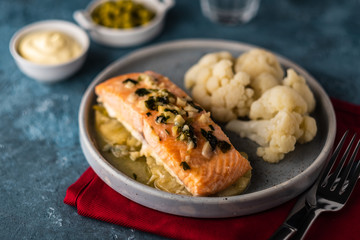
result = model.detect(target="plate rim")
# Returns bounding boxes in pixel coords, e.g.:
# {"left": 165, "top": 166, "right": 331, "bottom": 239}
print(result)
{"left": 79, "top": 39, "right": 336, "bottom": 217}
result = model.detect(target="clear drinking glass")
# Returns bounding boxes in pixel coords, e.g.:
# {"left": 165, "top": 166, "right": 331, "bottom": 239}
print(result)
{"left": 200, "top": 0, "right": 260, "bottom": 25}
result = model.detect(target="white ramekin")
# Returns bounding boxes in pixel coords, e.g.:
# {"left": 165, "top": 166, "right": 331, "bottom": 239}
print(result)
{"left": 73, "top": 0, "right": 174, "bottom": 47}
{"left": 10, "top": 20, "right": 90, "bottom": 83}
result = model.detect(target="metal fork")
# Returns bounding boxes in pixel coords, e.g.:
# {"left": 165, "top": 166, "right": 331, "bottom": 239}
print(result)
{"left": 270, "top": 131, "right": 360, "bottom": 240}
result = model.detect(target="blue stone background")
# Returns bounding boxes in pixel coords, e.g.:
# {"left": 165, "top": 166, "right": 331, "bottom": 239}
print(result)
{"left": 0, "top": 0, "right": 359, "bottom": 239}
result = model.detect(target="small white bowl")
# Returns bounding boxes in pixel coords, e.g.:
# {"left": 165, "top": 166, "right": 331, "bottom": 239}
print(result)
{"left": 73, "top": 0, "right": 174, "bottom": 47}
{"left": 9, "top": 20, "right": 90, "bottom": 83}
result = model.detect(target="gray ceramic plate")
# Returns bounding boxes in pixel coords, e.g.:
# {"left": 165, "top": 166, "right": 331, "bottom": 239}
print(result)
{"left": 79, "top": 39, "right": 336, "bottom": 218}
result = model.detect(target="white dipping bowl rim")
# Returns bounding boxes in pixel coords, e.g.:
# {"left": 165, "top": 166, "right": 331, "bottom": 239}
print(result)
{"left": 9, "top": 19, "right": 90, "bottom": 83}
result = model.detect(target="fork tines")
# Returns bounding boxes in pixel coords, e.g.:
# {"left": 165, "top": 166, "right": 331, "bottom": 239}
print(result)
{"left": 320, "top": 131, "right": 360, "bottom": 200}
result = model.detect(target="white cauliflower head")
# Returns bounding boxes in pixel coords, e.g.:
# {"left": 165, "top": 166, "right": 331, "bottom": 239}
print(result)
{"left": 235, "top": 49, "right": 284, "bottom": 81}
{"left": 249, "top": 85, "right": 308, "bottom": 120}
{"left": 184, "top": 52, "right": 254, "bottom": 122}
{"left": 251, "top": 72, "right": 280, "bottom": 99}
{"left": 298, "top": 115, "right": 317, "bottom": 143}
{"left": 198, "top": 51, "right": 233, "bottom": 66}
{"left": 185, "top": 49, "right": 318, "bottom": 163}
{"left": 184, "top": 61, "right": 211, "bottom": 89}
{"left": 226, "top": 110, "right": 317, "bottom": 163}
{"left": 210, "top": 71, "right": 254, "bottom": 122}
{"left": 191, "top": 84, "right": 212, "bottom": 110}
{"left": 283, "top": 68, "right": 316, "bottom": 113}
{"left": 184, "top": 51, "right": 233, "bottom": 89}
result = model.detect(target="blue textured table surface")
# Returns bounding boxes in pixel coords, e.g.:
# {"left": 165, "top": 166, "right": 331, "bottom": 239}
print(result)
{"left": 1, "top": 0, "right": 359, "bottom": 239}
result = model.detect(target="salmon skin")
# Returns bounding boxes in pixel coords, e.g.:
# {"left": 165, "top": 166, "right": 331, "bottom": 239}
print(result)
{"left": 95, "top": 71, "right": 251, "bottom": 196}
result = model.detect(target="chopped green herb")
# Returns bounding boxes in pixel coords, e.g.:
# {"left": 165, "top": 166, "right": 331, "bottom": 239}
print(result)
{"left": 187, "top": 100, "right": 203, "bottom": 112}
{"left": 164, "top": 89, "right": 176, "bottom": 99}
{"left": 209, "top": 125, "right": 215, "bottom": 131}
{"left": 144, "top": 95, "right": 173, "bottom": 111}
{"left": 165, "top": 129, "right": 170, "bottom": 135}
{"left": 218, "top": 141, "right": 231, "bottom": 153}
{"left": 135, "top": 88, "right": 151, "bottom": 96}
{"left": 122, "top": 78, "right": 138, "bottom": 85}
{"left": 200, "top": 128, "right": 232, "bottom": 153}
{"left": 146, "top": 112, "right": 152, "bottom": 117}
{"left": 164, "top": 108, "right": 178, "bottom": 115}
{"left": 200, "top": 129, "right": 207, "bottom": 138}
{"left": 145, "top": 97, "right": 157, "bottom": 110}
{"left": 201, "top": 129, "right": 217, "bottom": 151}
{"left": 177, "top": 124, "right": 197, "bottom": 148}
{"left": 155, "top": 114, "right": 169, "bottom": 124}
{"left": 132, "top": 173, "right": 137, "bottom": 180}
{"left": 156, "top": 96, "right": 169, "bottom": 105}
{"left": 180, "top": 161, "right": 191, "bottom": 170}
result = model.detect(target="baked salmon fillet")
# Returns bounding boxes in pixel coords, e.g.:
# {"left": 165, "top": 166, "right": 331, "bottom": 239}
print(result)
{"left": 95, "top": 71, "right": 251, "bottom": 196}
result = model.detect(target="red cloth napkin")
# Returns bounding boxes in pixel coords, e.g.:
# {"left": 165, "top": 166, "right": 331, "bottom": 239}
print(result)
{"left": 64, "top": 98, "right": 360, "bottom": 240}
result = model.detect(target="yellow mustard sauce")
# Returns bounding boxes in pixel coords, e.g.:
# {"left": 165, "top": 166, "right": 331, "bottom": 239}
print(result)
{"left": 93, "top": 104, "right": 251, "bottom": 196}
{"left": 18, "top": 31, "right": 82, "bottom": 65}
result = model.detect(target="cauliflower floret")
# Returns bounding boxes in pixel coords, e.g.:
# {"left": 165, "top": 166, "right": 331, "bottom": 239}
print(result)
{"left": 235, "top": 49, "right": 284, "bottom": 81}
{"left": 198, "top": 51, "right": 233, "bottom": 66}
{"left": 204, "top": 59, "right": 234, "bottom": 94}
{"left": 210, "top": 72, "right": 254, "bottom": 122}
{"left": 251, "top": 72, "right": 280, "bottom": 99}
{"left": 184, "top": 63, "right": 211, "bottom": 89}
{"left": 185, "top": 51, "right": 233, "bottom": 89}
{"left": 185, "top": 52, "right": 254, "bottom": 122}
{"left": 226, "top": 111, "right": 316, "bottom": 163}
{"left": 283, "top": 68, "right": 316, "bottom": 113}
{"left": 191, "top": 84, "right": 212, "bottom": 109}
{"left": 249, "top": 85, "right": 308, "bottom": 120}
{"left": 298, "top": 115, "right": 317, "bottom": 143}
{"left": 213, "top": 59, "right": 234, "bottom": 79}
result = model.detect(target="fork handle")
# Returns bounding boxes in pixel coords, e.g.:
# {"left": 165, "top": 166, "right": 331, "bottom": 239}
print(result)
{"left": 270, "top": 209, "right": 320, "bottom": 240}
{"left": 270, "top": 202, "right": 320, "bottom": 240}
{"left": 292, "top": 209, "right": 321, "bottom": 240}
{"left": 269, "top": 224, "right": 297, "bottom": 240}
